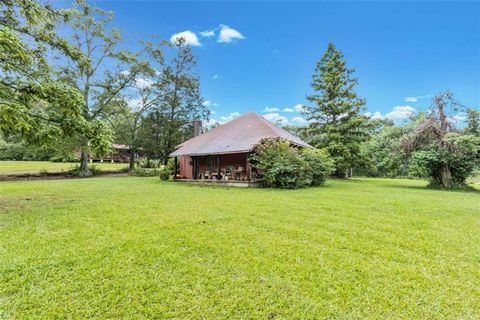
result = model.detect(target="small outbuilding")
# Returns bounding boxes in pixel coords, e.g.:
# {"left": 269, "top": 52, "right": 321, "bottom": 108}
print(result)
{"left": 170, "top": 112, "right": 312, "bottom": 182}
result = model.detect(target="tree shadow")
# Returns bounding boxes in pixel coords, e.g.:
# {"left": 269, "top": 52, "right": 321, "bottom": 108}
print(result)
{"left": 385, "top": 183, "right": 480, "bottom": 194}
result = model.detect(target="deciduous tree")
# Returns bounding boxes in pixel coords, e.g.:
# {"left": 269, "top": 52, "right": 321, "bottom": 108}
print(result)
{"left": 60, "top": 0, "right": 145, "bottom": 176}
{"left": 403, "top": 91, "right": 480, "bottom": 188}
{"left": 0, "top": 0, "right": 84, "bottom": 148}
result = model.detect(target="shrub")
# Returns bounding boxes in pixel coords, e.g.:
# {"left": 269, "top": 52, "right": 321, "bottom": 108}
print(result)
{"left": 138, "top": 159, "right": 161, "bottom": 169}
{"left": 132, "top": 168, "right": 160, "bottom": 177}
{"left": 302, "top": 148, "right": 335, "bottom": 186}
{"left": 0, "top": 140, "right": 53, "bottom": 160}
{"left": 251, "top": 138, "right": 333, "bottom": 189}
{"left": 159, "top": 168, "right": 170, "bottom": 180}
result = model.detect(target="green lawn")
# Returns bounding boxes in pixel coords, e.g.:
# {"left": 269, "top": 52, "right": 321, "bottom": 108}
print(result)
{"left": 0, "top": 160, "right": 127, "bottom": 175}
{"left": 0, "top": 177, "right": 479, "bottom": 319}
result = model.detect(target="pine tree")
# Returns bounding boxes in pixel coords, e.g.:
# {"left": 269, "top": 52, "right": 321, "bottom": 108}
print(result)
{"left": 305, "top": 43, "right": 370, "bottom": 177}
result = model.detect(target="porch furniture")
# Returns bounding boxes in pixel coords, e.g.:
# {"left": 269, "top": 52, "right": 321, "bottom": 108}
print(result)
{"left": 235, "top": 166, "right": 245, "bottom": 181}
{"left": 203, "top": 171, "right": 210, "bottom": 180}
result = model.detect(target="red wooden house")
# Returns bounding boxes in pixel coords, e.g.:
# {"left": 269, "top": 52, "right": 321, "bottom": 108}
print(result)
{"left": 170, "top": 112, "right": 311, "bottom": 182}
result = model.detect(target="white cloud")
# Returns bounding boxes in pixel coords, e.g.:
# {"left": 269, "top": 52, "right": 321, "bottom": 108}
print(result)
{"left": 385, "top": 105, "right": 417, "bottom": 120}
{"left": 371, "top": 111, "right": 383, "bottom": 120}
{"left": 264, "top": 106, "right": 280, "bottom": 112}
{"left": 200, "top": 30, "right": 215, "bottom": 37}
{"left": 170, "top": 30, "right": 201, "bottom": 46}
{"left": 283, "top": 107, "right": 294, "bottom": 113}
{"left": 365, "top": 111, "right": 383, "bottom": 120}
{"left": 205, "top": 118, "right": 220, "bottom": 127}
{"left": 293, "top": 104, "right": 306, "bottom": 113}
{"left": 120, "top": 70, "right": 130, "bottom": 77}
{"left": 263, "top": 113, "right": 289, "bottom": 126}
{"left": 218, "top": 112, "right": 241, "bottom": 124}
{"left": 212, "top": 74, "right": 221, "bottom": 80}
{"left": 205, "top": 112, "right": 241, "bottom": 128}
{"left": 404, "top": 94, "right": 433, "bottom": 103}
{"left": 135, "top": 78, "right": 154, "bottom": 89}
{"left": 218, "top": 25, "right": 245, "bottom": 43}
{"left": 202, "top": 100, "right": 219, "bottom": 107}
{"left": 451, "top": 113, "right": 467, "bottom": 123}
{"left": 291, "top": 116, "right": 308, "bottom": 125}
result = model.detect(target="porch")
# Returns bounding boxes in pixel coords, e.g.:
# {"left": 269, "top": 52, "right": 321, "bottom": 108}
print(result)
{"left": 173, "top": 178, "right": 259, "bottom": 188}
{"left": 174, "top": 152, "right": 257, "bottom": 182}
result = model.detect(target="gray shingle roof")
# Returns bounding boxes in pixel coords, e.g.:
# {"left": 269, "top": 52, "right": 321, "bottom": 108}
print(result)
{"left": 170, "top": 112, "right": 312, "bottom": 157}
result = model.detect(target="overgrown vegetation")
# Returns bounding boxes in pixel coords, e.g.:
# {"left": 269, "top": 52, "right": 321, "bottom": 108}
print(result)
{"left": 402, "top": 92, "right": 480, "bottom": 188}
{"left": 251, "top": 138, "right": 334, "bottom": 189}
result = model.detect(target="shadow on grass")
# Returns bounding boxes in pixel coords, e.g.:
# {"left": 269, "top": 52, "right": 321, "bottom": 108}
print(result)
{"left": 384, "top": 183, "right": 480, "bottom": 194}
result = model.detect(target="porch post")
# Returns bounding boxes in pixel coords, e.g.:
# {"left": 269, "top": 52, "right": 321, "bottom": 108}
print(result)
{"left": 174, "top": 156, "right": 178, "bottom": 179}
{"left": 192, "top": 156, "right": 198, "bottom": 180}
{"left": 246, "top": 153, "right": 251, "bottom": 181}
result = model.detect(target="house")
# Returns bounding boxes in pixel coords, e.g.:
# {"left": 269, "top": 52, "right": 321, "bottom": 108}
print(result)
{"left": 170, "top": 112, "right": 312, "bottom": 182}
{"left": 80, "top": 144, "right": 131, "bottom": 163}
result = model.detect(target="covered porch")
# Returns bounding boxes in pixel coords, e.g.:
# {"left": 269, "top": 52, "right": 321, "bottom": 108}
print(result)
{"left": 174, "top": 152, "right": 257, "bottom": 182}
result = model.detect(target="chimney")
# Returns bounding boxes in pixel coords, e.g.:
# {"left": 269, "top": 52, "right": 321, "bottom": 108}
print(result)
{"left": 193, "top": 119, "right": 202, "bottom": 137}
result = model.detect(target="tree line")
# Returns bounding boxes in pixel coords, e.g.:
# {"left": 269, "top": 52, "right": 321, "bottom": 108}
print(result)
{"left": 287, "top": 43, "right": 480, "bottom": 189}
{"left": 1, "top": 1, "right": 478, "bottom": 188}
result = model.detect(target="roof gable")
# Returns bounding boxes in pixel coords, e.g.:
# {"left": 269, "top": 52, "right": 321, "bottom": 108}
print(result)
{"left": 170, "top": 112, "right": 312, "bottom": 157}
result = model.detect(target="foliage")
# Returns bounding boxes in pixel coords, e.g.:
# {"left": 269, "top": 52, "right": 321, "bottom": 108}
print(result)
{"left": 356, "top": 119, "right": 410, "bottom": 177}
{"left": 0, "top": 137, "right": 53, "bottom": 161}
{"left": 105, "top": 43, "right": 160, "bottom": 172}
{"left": 57, "top": 0, "right": 147, "bottom": 176}
{"left": 138, "top": 158, "right": 161, "bottom": 169}
{"left": 409, "top": 133, "right": 480, "bottom": 188}
{"left": 0, "top": 0, "right": 85, "bottom": 149}
{"left": 302, "top": 148, "right": 335, "bottom": 185}
{"left": 158, "top": 157, "right": 175, "bottom": 180}
{"left": 403, "top": 91, "right": 478, "bottom": 188}
{"left": 159, "top": 168, "right": 171, "bottom": 180}
{"left": 132, "top": 168, "right": 160, "bottom": 177}
{"left": 465, "top": 108, "right": 480, "bottom": 135}
{"left": 251, "top": 137, "right": 333, "bottom": 189}
{"left": 1, "top": 177, "right": 479, "bottom": 318}
{"left": 305, "top": 43, "right": 370, "bottom": 177}
{"left": 138, "top": 38, "right": 209, "bottom": 164}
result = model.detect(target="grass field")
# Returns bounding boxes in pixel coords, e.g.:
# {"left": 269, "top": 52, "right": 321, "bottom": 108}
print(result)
{"left": 0, "top": 160, "right": 127, "bottom": 175}
{"left": 0, "top": 177, "right": 479, "bottom": 318}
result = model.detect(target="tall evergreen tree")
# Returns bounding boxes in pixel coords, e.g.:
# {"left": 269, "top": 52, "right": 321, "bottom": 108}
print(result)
{"left": 305, "top": 43, "right": 369, "bottom": 177}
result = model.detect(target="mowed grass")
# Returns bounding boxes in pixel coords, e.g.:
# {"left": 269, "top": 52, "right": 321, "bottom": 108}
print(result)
{"left": 0, "top": 178, "right": 479, "bottom": 319}
{"left": 0, "top": 160, "right": 127, "bottom": 175}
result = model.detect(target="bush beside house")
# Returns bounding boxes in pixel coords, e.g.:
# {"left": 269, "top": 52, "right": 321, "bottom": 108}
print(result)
{"left": 251, "top": 138, "right": 334, "bottom": 189}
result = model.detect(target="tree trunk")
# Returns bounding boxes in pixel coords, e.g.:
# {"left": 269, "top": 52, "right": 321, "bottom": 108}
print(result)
{"left": 128, "top": 148, "right": 135, "bottom": 173}
{"left": 78, "top": 150, "right": 92, "bottom": 177}
{"left": 440, "top": 164, "right": 452, "bottom": 188}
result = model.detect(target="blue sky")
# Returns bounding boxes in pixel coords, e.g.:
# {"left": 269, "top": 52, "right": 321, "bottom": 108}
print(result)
{"left": 68, "top": 1, "right": 479, "bottom": 125}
